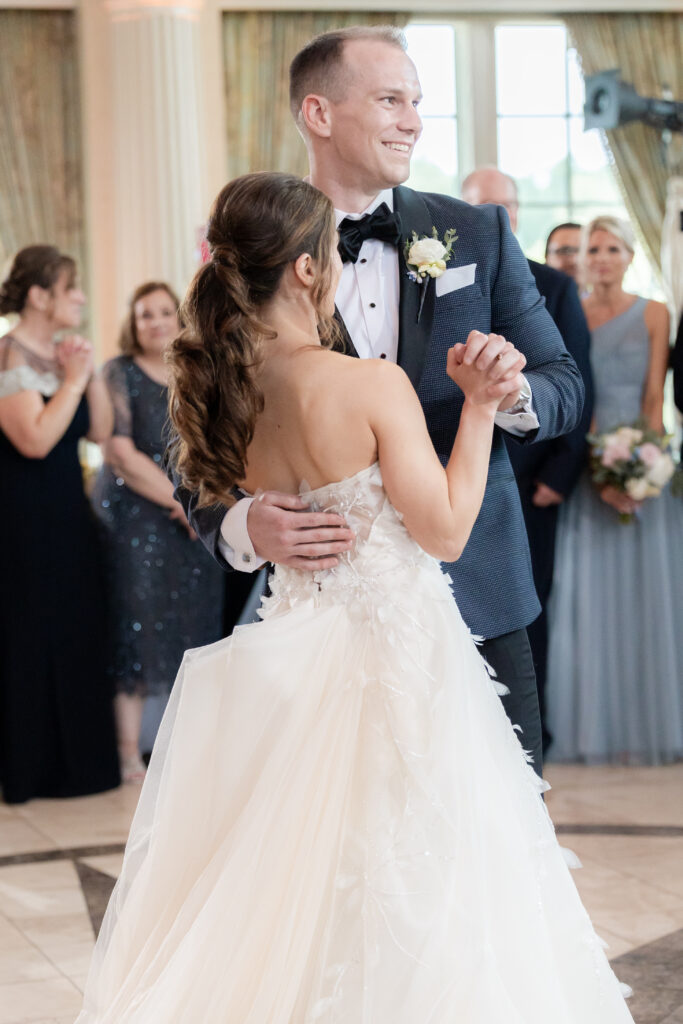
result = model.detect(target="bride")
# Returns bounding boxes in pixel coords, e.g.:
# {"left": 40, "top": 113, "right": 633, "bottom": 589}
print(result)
{"left": 76, "top": 172, "right": 632, "bottom": 1023}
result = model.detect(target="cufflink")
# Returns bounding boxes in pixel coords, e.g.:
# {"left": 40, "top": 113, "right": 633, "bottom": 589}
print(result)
{"left": 242, "top": 553, "right": 252, "bottom": 564}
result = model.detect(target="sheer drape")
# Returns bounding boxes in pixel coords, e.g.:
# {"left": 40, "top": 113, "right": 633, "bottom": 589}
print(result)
{"left": 222, "top": 13, "right": 408, "bottom": 179}
{"left": 0, "top": 11, "right": 86, "bottom": 274}
{"left": 565, "top": 13, "right": 683, "bottom": 277}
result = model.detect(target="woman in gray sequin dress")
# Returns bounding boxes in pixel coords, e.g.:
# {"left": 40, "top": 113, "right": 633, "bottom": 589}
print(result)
{"left": 91, "top": 283, "right": 224, "bottom": 782}
{"left": 547, "top": 217, "right": 683, "bottom": 764}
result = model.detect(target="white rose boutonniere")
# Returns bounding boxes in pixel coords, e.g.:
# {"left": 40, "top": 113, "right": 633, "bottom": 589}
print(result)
{"left": 405, "top": 227, "right": 457, "bottom": 282}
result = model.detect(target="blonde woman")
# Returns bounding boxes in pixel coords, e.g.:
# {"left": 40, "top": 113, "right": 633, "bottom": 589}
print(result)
{"left": 547, "top": 216, "right": 683, "bottom": 764}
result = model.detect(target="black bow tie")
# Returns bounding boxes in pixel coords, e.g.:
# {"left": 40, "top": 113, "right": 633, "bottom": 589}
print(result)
{"left": 337, "top": 203, "right": 403, "bottom": 264}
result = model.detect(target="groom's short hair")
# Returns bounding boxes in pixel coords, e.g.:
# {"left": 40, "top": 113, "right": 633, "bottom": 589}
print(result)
{"left": 289, "top": 25, "right": 406, "bottom": 130}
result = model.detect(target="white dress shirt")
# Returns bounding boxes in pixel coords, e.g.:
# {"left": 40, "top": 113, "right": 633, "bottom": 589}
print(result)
{"left": 218, "top": 190, "right": 538, "bottom": 570}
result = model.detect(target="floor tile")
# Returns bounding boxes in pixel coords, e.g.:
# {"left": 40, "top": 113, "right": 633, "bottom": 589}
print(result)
{"left": 17, "top": 912, "right": 95, "bottom": 979}
{"left": 0, "top": 927, "right": 59, "bottom": 986}
{"left": 0, "top": 863, "right": 86, "bottom": 921}
{"left": 572, "top": 858, "right": 683, "bottom": 948}
{"left": 0, "top": 977, "right": 82, "bottom": 1024}
{"left": 562, "top": 834, "right": 683, "bottom": 902}
{"left": 15, "top": 788, "right": 139, "bottom": 849}
{"left": 77, "top": 854, "right": 124, "bottom": 880}
{"left": 594, "top": 925, "right": 638, "bottom": 960}
{"left": 0, "top": 822, "right": 55, "bottom": 860}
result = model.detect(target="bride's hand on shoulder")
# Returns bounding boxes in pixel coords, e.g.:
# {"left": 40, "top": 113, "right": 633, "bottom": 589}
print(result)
{"left": 447, "top": 331, "right": 526, "bottom": 410}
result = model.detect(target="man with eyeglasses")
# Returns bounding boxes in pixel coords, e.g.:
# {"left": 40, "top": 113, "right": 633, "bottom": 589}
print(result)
{"left": 545, "top": 223, "right": 582, "bottom": 283}
{"left": 461, "top": 168, "right": 593, "bottom": 754}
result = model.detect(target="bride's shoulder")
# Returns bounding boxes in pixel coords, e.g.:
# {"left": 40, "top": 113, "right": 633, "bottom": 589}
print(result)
{"left": 300, "top": 351, "right": 415, "bottom": 418}
{"left": 354, "top": 357, "right": 412, "bottom": 394}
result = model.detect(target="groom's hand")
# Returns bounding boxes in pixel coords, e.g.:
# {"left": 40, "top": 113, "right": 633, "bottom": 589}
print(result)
{"left": 247, "top": 492, "right": 355, "bottom": 570}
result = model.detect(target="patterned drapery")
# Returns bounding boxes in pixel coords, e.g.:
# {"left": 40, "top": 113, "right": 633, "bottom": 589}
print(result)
{"left": 0, "top": 11, "right": 86, "bottom": 280}
{"left": 565, "top": 13, "right": 683, "bottom": 279}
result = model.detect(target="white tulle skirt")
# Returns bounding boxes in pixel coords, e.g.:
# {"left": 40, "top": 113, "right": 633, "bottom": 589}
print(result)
{"left": 76, "top": 557, "right": 633, "bottom": 1023}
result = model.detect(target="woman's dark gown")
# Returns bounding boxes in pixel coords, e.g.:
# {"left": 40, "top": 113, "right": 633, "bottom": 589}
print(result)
{"left": 0, "top": 336, "right": 119, "bottom": 804}
{"left": 90, "top": 356, "right": 224, "bottom": 698}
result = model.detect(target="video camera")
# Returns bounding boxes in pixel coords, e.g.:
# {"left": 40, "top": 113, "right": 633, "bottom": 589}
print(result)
{"left": 584, "top": 70, "right": 683, "bottom": 134}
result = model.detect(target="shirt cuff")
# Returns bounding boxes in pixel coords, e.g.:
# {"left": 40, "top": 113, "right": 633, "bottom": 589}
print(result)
{"left": 494, "top": 376, "right": 539, "bottom": 437}
{"left": 217, "top": 496, "right": 267, "bottom": 572}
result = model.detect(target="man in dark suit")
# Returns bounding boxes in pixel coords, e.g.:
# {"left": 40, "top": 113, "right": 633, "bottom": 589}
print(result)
{"left": 673, "top": 313, "right": 683, "bottom": 460}
{"left": 462, "top": 169, "right": 593, "bottom": 751}
{"left": 176, "top": 27, "right": 585, "bottom": 776}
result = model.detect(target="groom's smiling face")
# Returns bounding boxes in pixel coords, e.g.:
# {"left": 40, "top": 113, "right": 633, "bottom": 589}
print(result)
{"left": 325, "top": 40, "right": 423, "bottom": 197}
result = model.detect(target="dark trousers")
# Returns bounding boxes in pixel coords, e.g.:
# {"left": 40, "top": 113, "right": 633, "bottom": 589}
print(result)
{"left": 517, "top": 492, "right": 561, "bottom": 754}
{"left": 479, "top": 627, "right": 543, "bottom": 778}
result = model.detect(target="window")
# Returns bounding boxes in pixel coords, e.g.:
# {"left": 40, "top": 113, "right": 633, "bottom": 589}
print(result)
{"left": 405, "top": 19, "right": 660, "bottom": 298}
{"left": 496, "top": 24, "right": 624, "bottom": 258}
{"left": 404, "top": 24, "right": 458, "bottom": 197}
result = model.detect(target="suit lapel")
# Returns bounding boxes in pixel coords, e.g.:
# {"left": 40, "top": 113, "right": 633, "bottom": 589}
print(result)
{"left": 332, "top": 306, "right": 359, "bottom": 359}
{"left": 394, "top": 186, "right": 436, "bottom": 389}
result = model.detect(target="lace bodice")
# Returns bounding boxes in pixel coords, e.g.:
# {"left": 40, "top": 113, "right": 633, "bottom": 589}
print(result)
{"left": 259, "top": 462, "right": 441, "bottom": 619}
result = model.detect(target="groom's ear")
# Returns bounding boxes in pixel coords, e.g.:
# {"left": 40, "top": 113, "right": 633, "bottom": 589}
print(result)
{"left": 301, "top": 94, "right": 332, "bottom": 139}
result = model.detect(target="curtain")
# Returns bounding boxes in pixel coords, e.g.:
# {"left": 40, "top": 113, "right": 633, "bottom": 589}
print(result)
{"left": 223, "top": 12, "right": 409, "bottom": 180}
{"left": 0, "top": 11, "right": 86, "bottom": 279}
{"left": 564, "top": 13, "right": 683, "bottom": 278}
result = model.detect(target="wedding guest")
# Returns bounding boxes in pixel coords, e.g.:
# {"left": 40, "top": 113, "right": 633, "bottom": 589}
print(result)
{"left": 91, "top": 282, "right": 225, "bottom": 783}
{"left": 547, "top": 216, "right": 683, "bottom": 763}
{"left": 461, "top": 168, "right": 593, "bottom": 752}
{"left": 672, "top": 312, "right": 683, "bottom": 459}
{"left": 545, "top": 223, "right": 582, "bottom": 283}
{"left": 0, "top": 245, "right": 119, "bottom": 803}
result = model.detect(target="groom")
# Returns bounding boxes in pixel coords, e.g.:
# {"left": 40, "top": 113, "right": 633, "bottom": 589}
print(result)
{"left": 177, "top": 26, "right": 584, "bottom": 775}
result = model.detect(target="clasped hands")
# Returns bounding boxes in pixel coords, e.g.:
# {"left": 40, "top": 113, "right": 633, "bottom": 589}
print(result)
{"left": 246, "top": 331, "right": 525, "bottom": 570}
{"left": 447, "top": 330, "right": 527, "bottom": 411}
{"left": 56, "top": 334, "right": 95, "bottom": 393}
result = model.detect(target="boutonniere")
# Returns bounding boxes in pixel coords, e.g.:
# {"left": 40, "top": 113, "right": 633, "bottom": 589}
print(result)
{"left": 404, "top": 227, "right": 457, "bottom": 283}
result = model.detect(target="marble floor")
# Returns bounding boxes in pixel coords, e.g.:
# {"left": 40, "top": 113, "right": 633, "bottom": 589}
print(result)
{"left": 0, "top": 764, "right": 682, "bottom": 1023}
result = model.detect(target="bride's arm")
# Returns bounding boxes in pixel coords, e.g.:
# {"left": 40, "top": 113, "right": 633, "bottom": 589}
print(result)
{"left": 367, "top": 333, "right": 525, "bottom": 562}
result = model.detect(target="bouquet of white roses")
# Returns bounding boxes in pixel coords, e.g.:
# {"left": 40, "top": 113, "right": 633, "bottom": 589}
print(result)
{"left": 588, "top": 422, "right": 675, "bottom": 522}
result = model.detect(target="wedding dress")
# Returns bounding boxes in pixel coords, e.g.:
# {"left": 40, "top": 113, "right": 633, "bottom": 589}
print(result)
{"left": 77, "top": 462, "right": 633, "bottom": 1023}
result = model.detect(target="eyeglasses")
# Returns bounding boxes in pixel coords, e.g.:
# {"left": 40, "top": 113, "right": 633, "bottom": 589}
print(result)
{"left": 548, "top": 246, "right": 579, "bottom": 256}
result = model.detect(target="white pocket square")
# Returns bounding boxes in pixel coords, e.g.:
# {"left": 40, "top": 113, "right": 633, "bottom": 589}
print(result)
{"left": 435, "top": 263, "right": 477, "bottom": 297}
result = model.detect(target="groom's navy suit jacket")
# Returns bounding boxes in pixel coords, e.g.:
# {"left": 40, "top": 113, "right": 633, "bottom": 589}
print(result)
{"left": 177, "top": 187, "right": 584, "bottom": 640}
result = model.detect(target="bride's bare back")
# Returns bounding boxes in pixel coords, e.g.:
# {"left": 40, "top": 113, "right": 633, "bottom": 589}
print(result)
{"left": 239, "top": 347, "right": 380, "bottom": 497}
{"left": 239, "top": 333, "right": 519, "bottom": 565}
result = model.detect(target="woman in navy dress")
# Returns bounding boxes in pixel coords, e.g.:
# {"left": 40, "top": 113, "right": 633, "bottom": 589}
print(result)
{"left": 0, "top": 245, "right": 119, "bottom": 803}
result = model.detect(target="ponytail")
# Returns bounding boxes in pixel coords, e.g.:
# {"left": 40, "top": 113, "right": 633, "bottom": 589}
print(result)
{"left": 167, "top": 171, "right": 339, "bottom": 506}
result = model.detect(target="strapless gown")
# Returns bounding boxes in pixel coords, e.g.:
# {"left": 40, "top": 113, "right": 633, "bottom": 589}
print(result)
{"left": 76, "top": 463, "right": 633, "bottom": 1023}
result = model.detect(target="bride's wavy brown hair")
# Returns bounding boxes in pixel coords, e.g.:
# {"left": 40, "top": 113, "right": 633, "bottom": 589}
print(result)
{"left": 168, "top": 172, "right": 339, "bottom": 507}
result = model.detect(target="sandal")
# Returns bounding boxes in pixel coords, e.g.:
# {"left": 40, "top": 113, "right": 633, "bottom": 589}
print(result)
{"left": 120, "top": 755, "right": 147, "bottom": 784}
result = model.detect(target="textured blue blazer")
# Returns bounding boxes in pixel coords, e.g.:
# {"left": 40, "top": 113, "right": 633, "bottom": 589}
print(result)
{"left": 176, "top": 186, "right": 585, "bottom": 640}
{"left": 387, "top": 187, "right": 583, "bottom": 637}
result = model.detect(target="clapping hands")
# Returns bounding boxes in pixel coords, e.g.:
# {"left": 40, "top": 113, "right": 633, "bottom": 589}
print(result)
{"left": 57, "top": 334, "right": 94, "bottom": 393}
{"left": 447, "top": 330, "right": 526, "bottom": 410}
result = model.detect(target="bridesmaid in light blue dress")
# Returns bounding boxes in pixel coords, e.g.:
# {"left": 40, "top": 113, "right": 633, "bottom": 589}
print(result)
{"left": 547, "top": 216, "right": 683, "bottom": 764}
